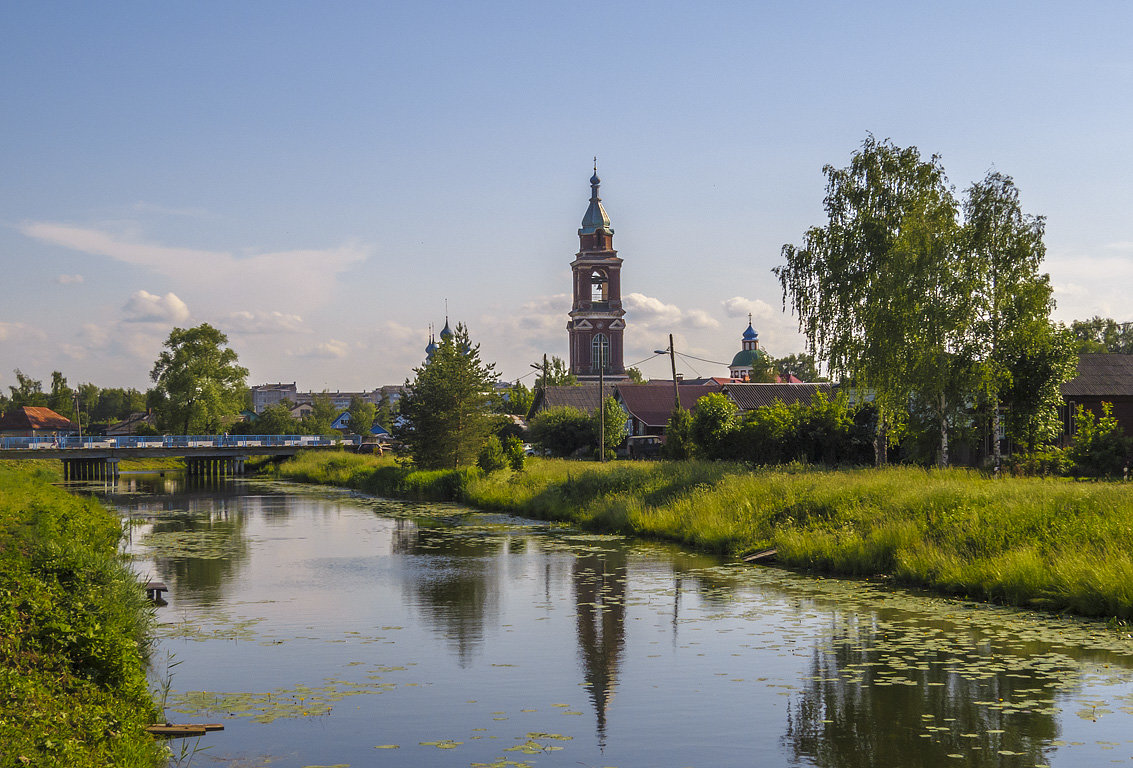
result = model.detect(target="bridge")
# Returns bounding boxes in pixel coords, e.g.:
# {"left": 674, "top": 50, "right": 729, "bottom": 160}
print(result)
{"left": 0, "top": 435, "right": 362, "bottom": 480}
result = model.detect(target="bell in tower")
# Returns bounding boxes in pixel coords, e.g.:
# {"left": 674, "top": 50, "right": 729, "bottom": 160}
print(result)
{"left": 568, "top": 164, "right": 627, "bottom": 381}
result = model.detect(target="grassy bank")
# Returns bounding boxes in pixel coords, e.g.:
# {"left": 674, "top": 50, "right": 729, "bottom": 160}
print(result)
{"left": 276, "top": 451, "right": 1133, "bottom": 619}
{"left": 0, "top": 464, "right": 163, "bottom": 767}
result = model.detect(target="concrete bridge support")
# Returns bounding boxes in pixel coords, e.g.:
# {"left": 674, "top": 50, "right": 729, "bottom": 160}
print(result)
{"left": 62, "top": 457, "right": 119, "bottom": 482}
{"left": 184, "top": 456, "right": 247, "bottom": 477}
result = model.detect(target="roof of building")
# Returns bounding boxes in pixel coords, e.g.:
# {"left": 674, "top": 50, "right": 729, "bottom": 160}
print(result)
{"left": 0, "top": 406, "right": 79, "bottom": 432}
{"left": 722, "top": 382, "right": 837, "bottom": 412}
{"left": 742, "top": 322, "right": 758, "bottom": 341}
{"left": 1061, "top": 353, "right": 1133, "bottom": 398}
{"left": 579, "top": 172, "right": 614, "bottom": 236}
{"left": 730, "top": 348, "right": 770, "bottom": 368}
{"left": 616, "top": 383, "right": 723, "bottom": 428}
{"left": 530, "top": 384, "right": 605, "bottom": 417}
{"left": 105, "top": 411, "right": 156, "bottom": 435}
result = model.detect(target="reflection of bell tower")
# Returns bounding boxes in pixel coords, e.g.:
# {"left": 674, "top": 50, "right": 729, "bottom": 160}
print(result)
{"left": 574, "top": 549, "right": 626, "bottom": 748}
{"left": 568, "top": 164, "right": 627, "bottom": 380}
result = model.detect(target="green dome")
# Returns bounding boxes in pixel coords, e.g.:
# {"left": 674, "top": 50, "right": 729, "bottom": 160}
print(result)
{"left": 730, "top": 349, "right": 769, "bottom": 368}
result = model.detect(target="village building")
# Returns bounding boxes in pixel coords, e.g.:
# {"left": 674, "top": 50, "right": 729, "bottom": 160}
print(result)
{"left": 0, "top": 406, "right": 79, "bottom": 437}
{"left": 721, "top": 382, "right": 836, "bottom": 416}
{"left": 615, "top": 382, "right": 723, "bottom": 437}
{"left": 568, "top": 168, "right": 628, "bottom": 381}
{"left": 1060, "top": 353, "right": 1133, "bottom": 439}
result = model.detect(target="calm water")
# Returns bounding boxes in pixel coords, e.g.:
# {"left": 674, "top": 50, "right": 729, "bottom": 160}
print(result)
{"left": 91, "top": 474, "right": 1133, "bottom": 768}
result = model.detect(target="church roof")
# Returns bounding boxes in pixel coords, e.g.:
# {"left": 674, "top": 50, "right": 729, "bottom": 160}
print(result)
{"left": 439, "top": 319, "right": 453, "bottom": 339}
{"left": 722, "top": 383, "right": 836, "bottom": 412}
{"left": 730, "top": 348, "right": 769, "bottom": 368}
{"left": 579, "top": 171, "right": 614, "bottom": 236}
{"left": 742, "top": 322, "right": 758, "bottom": 341}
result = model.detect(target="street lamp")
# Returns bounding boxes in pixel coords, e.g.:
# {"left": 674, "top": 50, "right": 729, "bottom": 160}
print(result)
{"left": 654, "top": 333, "right": 681, "bottom": 412}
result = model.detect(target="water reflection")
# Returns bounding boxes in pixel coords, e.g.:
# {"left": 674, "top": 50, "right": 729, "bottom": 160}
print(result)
{"left": 573, "top": 547, "right": 627, "bottom": 746}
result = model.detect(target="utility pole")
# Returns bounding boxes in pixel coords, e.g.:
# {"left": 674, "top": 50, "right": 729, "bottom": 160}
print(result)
{"left": 72, "top": 391, "right": 82, "bottom": 440}
{"left": 598, "top": 345, "right": 606, "bottom": 463}
{"left": 668, "top": 333, "right": 680, "bottom": 411}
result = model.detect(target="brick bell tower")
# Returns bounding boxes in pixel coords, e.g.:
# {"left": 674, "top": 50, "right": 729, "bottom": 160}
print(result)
{"left": 569, "top": 165, "right": 627, "bottom": 381}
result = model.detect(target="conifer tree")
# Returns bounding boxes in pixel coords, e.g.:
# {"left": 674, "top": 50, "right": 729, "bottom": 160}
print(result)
{"left": 396, "top": 323, "right": 498, "bottom": 469}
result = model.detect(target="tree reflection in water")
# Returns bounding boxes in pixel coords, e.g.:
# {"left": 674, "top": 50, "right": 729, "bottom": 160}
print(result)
{"left": 785, "top": 610, "right": 1062, "bottom": 768}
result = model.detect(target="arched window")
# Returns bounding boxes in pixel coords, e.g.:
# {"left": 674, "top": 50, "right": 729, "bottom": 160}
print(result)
{"left": 590, "top": 269, "right": 608, "bottom": 304}
{"left": 591, "top": 334, "right": 610, "bottom": 373}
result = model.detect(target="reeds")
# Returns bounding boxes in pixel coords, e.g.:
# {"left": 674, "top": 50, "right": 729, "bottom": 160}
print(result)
{"left": 275, "top": 454, "right": 1133, "bottom": 618}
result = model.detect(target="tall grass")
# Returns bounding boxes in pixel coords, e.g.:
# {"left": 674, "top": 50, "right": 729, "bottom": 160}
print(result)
{"left": 0, "top": 465, "right": 164, "bottom": 767}
{"left": 274, "top": 452, "right": 1133, "bottom": 619}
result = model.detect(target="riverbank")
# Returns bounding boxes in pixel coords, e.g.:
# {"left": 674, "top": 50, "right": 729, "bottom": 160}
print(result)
{"left": 275, "top": 452, "right": 1133, "bottom": 619}
{"left": 0, "top": 464, "right": 163, "bottom": 767}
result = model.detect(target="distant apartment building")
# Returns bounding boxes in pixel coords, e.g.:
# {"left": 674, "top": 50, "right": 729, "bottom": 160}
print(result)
{"left": 250, "top": 383, "right": 404, "bottom": 413}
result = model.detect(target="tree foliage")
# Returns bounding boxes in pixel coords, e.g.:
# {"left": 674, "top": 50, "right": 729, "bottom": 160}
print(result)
{"left": 773, "top": 353, "right": 825, "bottom": 382}
{"left": 148, "top": 324, "right": 248, "bottom": 434}
{"left": 528, "top": 406, "right": 594, "bottom": 457}
{"left": 776, "top": 136, "right": 962, "bottom": 466}
{"left": 300, "top": 393, "right": 341, "bottom": 436}
{"left": 395, "top": 323, "right": 498, "bottom": 469}
{"left": 499, "top": 381, "right": 534, "bottom": 416}
{"left": 6, "top": 369, "right": 48, "bottom": 409}
{"left": 1070, "top": 316, "right": 1133, "bottom": 355}
{"left": 346, "top": 395, "right": 377, "bottom": 435}
{"left": 1067, "top": 402, "right": 1131, "bottom": 478}
{"left": 595, "top": 394, "right": 628, "bottom": 458}
{"left": 690, "top": 393, "right": 739, "bottom": 460}
{"left": 663, "top": 407, "right": 695, "bottom": 459}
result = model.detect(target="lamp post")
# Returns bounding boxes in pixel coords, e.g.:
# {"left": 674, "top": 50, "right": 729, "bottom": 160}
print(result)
{"left": 72, "top": 391, "right": 82, "bottom": 441}
{"left": 598, "top": 344, "right": 606, "bottom": 463}
{"left": 654, "top": 333, "right": 681, "bottom": 412}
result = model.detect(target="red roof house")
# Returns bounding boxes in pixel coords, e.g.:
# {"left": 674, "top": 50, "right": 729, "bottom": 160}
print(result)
{"left": 0, "top": 406, "right": 80, "bottom": 436}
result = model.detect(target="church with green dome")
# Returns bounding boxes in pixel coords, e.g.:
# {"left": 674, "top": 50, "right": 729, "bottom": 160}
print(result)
{"left": 728, "top": 315, "right": 773, "bottom": 381}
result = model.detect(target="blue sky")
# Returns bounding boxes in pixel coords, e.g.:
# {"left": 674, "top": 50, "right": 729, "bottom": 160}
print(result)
{"left": 3, "top": 1, "right": 1131, "bottom": 392}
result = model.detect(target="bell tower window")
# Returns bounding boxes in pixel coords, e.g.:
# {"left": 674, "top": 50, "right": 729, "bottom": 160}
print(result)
{"left": 591, "top": 333, "right": 610, "bottom": 373}
{"left": 590, "top": 269, "right": 608, "bottom": 307}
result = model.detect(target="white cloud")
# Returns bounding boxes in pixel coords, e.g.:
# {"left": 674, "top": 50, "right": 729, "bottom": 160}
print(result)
{"left": 685, "top": 309, "right": 720, "bottom": 329}
{"left": 291, "top": 339, "right": 351, "bottom": 359}
{"left": 0, "top": 322, "right": 46, "bottom": 343}
{"left": 623, "top": 292, "right": 683, "bottom": 327}
{"left": 1046, "top": 249, "right": 1133, "bottom": 323}
{"left": 19, "top": 221, "right": 368, "bottom": 310}
{"left": 1103, "top": 241, "right": 1133, "bottom": 252}
{"left": 223, "top": 310, "right": 307, "bottom": 335}
{"left": 123, "top": 290, "right": 191, "bottom": 324}
{"left": 722, "top": 296, "right": 779, "bottom": 321}
{"left": 56, "top": 274, "right": 84, "bottom": 284}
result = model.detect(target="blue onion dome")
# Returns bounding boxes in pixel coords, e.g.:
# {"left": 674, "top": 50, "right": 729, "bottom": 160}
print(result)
{"left": 742, "top": 322, "right": 758, "bottom": 342}
{"left": 590, "top": 172, "right": 600, "bottom": 186}
{"left": 425, "top": 339, "right": 438, "bottom": 356}
{"left": 439, "top": 319, "right": 453, "bottom": 340}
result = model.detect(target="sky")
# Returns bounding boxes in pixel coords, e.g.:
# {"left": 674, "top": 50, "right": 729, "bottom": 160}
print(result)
{"left": 3, "top": 1, "right": 1131, "bottom": 394}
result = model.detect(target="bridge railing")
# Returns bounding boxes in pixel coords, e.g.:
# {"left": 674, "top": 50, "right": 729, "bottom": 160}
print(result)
{"left": 0, "top": 435, "right": 363, "bottom": 451}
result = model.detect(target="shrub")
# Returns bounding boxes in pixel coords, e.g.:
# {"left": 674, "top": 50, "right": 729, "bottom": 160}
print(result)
{"left": 504, "top": 435, "right": 526, "bottom": 471}
{"left": 1068, "top": 402, "right": 1131, "bottom": 478}
{"left": 477, "top": 435, "right": 507, "bottom": 472}
{"left": 528, "top": 406, "right": 594, "bottom": 457}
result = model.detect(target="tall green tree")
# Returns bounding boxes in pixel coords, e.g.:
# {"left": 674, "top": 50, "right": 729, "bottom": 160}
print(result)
{"left": 773, "top": 353, "right": 826, "bottom": 383}
{"left": 149, "top": 324, "right": 249, "bottom": 434}
{"left": 963, "top": 171, "right": 1065, "bottom": 464}
{"left": 499, "top": 381, "right": 534, "bottom": 416}
{"left": 541, "top": 356, "right": 577, "bottom": 386}
{"left": 528, "top": 406, "right": 594, "bottom": 457}
{"left": 47, "top": 371, "right": 74, "bottom": 415}
{"left": 346, "top": 395, "right": 377, "bottom": 435}
{"left": 300, "top": 393, "right": 340, "bottom": 435}
{"left": 691, "top": 392, "right": 739, "bottom": 460}
{"left": 396, "top": 323, "right": 498, "bottom": 469}
{"left": 255, "top": 402, "right": 300, "bottom": 435}
{"left": 594, "top": 395, "right": 629, "bottom": 458}
{"left": 1070, "top": 316, "right": 1133, "bottom": 355}
{"left": 776, "top": 137, "right": 962, "bottom": 466}
{"left": 7, "top": 369, "right": 47, "bottom": 408}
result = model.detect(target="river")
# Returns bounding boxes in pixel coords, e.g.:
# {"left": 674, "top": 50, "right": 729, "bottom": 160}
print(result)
{"left": 95, "top": 473, "right": 1133, "bottom": 768}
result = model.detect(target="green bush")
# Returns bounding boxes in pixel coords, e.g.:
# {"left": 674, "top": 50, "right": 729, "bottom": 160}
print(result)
{"left": 503, "top": 435, "right": 526, "bottom": 471}
{"left": 477, "top": 435, "right": 507, "bottom": 473}
{"left": 0, "top": 466, "right": 163, "bottom": 767}
{"left": 1068, "top": 402, "right": 1131, "bottom": 478}
{"left": 528, "top": 406, "right": 594, "bottom": 457}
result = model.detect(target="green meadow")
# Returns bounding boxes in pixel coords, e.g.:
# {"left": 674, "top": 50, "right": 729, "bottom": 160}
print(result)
{"left": 277, "top": 451, "right": 1133, "bottom": 619}
{"left": 0, "top": 464, "right": 163, "bottom": 768}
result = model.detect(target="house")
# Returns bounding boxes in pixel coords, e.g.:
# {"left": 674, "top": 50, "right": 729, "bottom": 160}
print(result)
{"left": 1060, "top": 353, "right": 1133, "bottom": 439}
{"left": 722, "top": 382, "right": 837, "bottom": 416}
{"left": 0, "top": 406, "right": 79, "bottom": 437}
{"left": 527, "top": 383, "right": 605, "bottom": 419}
{"left": 615, "top": 382, "right": 723, "bottom": 436}
{"left": 105, "top": 412, "right": 157, "bottom": 436}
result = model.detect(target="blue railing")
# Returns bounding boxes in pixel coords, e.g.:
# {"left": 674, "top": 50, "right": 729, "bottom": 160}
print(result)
{"left": 0, "top": 435, "right": 362, "bottom": 451}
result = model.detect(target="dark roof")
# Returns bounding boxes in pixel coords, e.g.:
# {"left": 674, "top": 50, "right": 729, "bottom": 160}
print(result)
{"left": 530, "top": 384, "right": 605, "bottom": 417}
{"left": 0, "top": 406, "right": 79, "bottom": 432}
{"left": 616, "top": 383, "right": 722, "bottom": 427}
{"left": 1061, "top": 353, "right": 1133, "bottom": 398}
{"left": 105, "top": 412, "right": 155, "bottom": 436}
{"left": 722, "top": 383, "right": 836, "bottom": 412}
